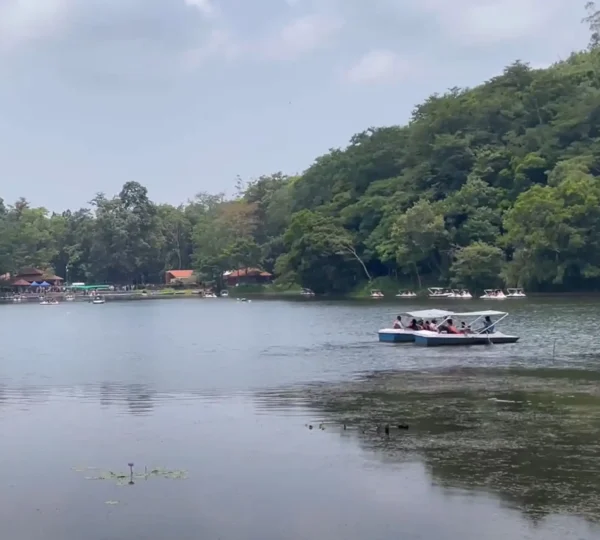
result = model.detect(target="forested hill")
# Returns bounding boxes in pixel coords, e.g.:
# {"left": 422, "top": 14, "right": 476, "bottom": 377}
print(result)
{"left": 2, "top": 36, "right": 600, "bottom": 293}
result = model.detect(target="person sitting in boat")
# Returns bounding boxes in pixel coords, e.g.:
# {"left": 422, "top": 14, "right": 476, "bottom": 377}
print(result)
{"left": 393, "top": 316, "right": 404, "bottom": 329}
{"left": 422, "top": 320, "right": 431, "bottom": 331}
{"left": 459, "top": 322, "right": 471, "bottom": 334}
{"left": 439, "top": 319, "right": 459, "bottom": 334}
{"left": 408, "top": 319, "right": 419, "bottom": 330}
{"left": 481, "top": 316, "right": 495, "bottom": 333}
{"left": 430, "top": 319, "right": 438, "bottom": 331}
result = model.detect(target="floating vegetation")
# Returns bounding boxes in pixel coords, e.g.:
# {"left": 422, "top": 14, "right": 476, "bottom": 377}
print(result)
{"left": 73, "top": 464, "right": 188, "bottom": 486}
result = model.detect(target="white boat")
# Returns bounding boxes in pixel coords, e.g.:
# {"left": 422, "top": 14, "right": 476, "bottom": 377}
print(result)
{"left": 220, "top": 290, "right": 229, "bottom": 297}
{"left": 204, "top": 292, "right": 217, "bottom": 298}
{"left": 447, "top": 289, "right": 472, "bottom": 299}
{"left": 413, "top": 310, "right": 519, "bottom": 346}
{"left": 40, "top": 299, "right": 59, "bottom": 305}
{"left": 428, "top": 287, "right": 451, "bottom": 298}
{"left": 378, "top": 309, "right": 454, "bottom": 343}
{"left": 370, "top": 289, "right": 384, "bottom": 298}
{"left": 506, "top": 288, "right": 526, "bottom": 298}
{"left": 92, "top": 297, "right": 105, "bottom": 304}
{"left": 480, "top": 289, "right": 506, "bottom": 299}
{"left": 300, "top": 288, "right": 315, "bottom": 297}
{"left": 65, "top": 295, "right": 75, "bottom": 302}
{"left": 396, "top": 290, "right": 417, "bottom": 298}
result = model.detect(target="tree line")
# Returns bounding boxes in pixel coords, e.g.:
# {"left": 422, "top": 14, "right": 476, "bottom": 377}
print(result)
{"left": 2, "top": 10, "right": 600, "bottom": 293}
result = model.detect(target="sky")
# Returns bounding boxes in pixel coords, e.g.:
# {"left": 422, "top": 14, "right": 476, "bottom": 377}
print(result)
{"left": 0, "top": 0, "right": 589, "bottom": 211}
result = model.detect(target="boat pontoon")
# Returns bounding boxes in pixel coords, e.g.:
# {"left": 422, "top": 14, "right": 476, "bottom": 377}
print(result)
{"left": 413, "top": 310, "right": 519, "bottom": 346}
{"left": 378, "top": 309, "right": 454, "bottom": 343}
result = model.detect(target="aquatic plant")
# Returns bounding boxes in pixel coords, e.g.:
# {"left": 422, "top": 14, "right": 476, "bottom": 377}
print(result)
{"left": 72, "top": 464, "right": 188, "bottom": 486}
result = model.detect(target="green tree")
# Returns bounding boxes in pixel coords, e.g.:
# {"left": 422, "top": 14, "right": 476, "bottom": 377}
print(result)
{"left": 451, "top": 242, "right": 505, "bottom": 291}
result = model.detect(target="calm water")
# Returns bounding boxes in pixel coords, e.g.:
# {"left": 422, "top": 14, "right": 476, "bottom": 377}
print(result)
{"left": 1, "top": 297, "right": 600, "bottom": 539}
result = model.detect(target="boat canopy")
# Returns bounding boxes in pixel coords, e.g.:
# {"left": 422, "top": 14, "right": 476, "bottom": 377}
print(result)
{"left": 405, "top": 309, "right": 454, "bottom": 319}
{"left": 452, "top": 310, "right": 507, "bottom": 317}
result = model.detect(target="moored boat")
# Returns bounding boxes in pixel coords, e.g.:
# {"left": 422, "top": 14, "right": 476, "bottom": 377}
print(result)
{"left": 413, "top": 310, "right": 519, "bottom": 346}
{"left": 300, "top": 288, "right": 315, "bottom": 297}
{"left": 480, "top": 289, "right": 506, "bottom": 299}
{"left": 428, "top": 287, "right": 451, "bottom": 298}
{"left": 220, "top": 290, "right": 229, "bottom": 297}
{"left": 396, "top": 290, "right": 417, "bottom": 298}
{"left": 370, "top": 289, "right": 384, "bottom": 298}
{"left": 378, "top": 309, "right": 454, "bottom": 343}
{"left": 506, "top": 288, "right": 526, "bottom": 298}
{"left": 91, "top": 296, "right": 105, "bottom": 304}
{"left": 447, "top": 289, "right": 472, "bottom": 299}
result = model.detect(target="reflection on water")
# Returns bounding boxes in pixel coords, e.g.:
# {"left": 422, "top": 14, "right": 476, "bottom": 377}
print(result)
{"left": 256, "top": 366, "right": 600, "bottom": 522}
{"left": 1, "top": 298, "right": 600, "bottom": 539}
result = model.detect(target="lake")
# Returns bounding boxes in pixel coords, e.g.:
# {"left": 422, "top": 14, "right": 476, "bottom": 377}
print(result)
{"left": 1, "top": 296, "right": 600, "bottom": 540}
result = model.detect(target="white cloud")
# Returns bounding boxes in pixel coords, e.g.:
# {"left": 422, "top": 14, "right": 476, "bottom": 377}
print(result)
{"left": 345, "top": 49, "right": 410, "bottom": 84}
{"left": 413, "top": 0, "right": 563, "bottom": 45}
{"left": 263, "top": 13, "right": 343, "bottom": 59}
{"left": 184, "top": 0, "right": 215, "bottom": 17}
{"left": 0, "top": 0, "right": 70, "bottom": 50}
{"left": 182, "top": 28, "right": 239, "bottom": 70}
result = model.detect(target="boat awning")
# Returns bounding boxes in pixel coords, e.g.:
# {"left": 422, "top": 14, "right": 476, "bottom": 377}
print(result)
{"left": 405, "top": 309, "right": 454, "bottom": 319}
{"left": 452, "top": 310, "right": 507, "bottom": 317}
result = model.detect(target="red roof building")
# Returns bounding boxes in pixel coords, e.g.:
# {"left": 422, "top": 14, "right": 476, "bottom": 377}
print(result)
{"left": 165, "top": 270, "right": 196, "bottom": 284}
{"left": 13, "top": 268, "right": 64, "bottom": 285}
{"left": 223, "top": 268, "right": 273, "bottom": 287}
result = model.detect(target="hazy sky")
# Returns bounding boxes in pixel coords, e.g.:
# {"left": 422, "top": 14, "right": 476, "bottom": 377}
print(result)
{"left": 0, "top": 0, "right": 587, "bottom": 210}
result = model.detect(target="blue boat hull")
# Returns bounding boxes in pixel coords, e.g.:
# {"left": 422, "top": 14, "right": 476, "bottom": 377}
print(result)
{"left": 414, "top": 332, "right": 519, "bottom": 346}
{"left": 378, "top": 330, "right": 415, "bottom": 343}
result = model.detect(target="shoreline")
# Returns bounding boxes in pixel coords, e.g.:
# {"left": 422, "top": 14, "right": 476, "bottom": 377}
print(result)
{"left": 3, "top": 290, "right": 600, "bottom": 305}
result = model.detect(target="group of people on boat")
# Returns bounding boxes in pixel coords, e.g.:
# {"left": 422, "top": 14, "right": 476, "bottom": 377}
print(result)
{"left": 393, "top": 315, "right": 495, "bottom": 334}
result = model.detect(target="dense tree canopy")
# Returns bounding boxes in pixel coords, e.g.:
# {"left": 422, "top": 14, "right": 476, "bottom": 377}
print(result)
{"left": 1, "top": 34, "right": 600, "bottom": 293}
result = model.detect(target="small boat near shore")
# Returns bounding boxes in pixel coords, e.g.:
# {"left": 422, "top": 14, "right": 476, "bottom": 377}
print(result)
{"left": 91, "top": 296, "right": 105, "bottom": 304}
{"left": 370, "top": 289, "right": 384, "bottom": 298}
{"left": 396, "top": 290, "right": 417, "bottom": 298}
{"left": 447, "top": 289, "right": 472, "bottom": 299}
{"left": 506, "top": 288, "right": 526, "bottom": 298}
{"left": 413, "top": 310, "right": 519, "bottom": 346}
{"left": 428, "top": 287, "right": 451, "bottom": 298}
{"left": 480, "top": 289, "right": 506, "bottom": 299}
{"left": 220, "top": 290, "right": 229, "bottom": 297}
{"left": 300, "top": 288, "right": 315, "bottom": 297}
{"left": 378, "top": 309, "right": 454, "bottom": 343}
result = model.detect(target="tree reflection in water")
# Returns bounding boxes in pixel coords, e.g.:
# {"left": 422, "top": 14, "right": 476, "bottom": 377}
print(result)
{"left": 255, "top": 366, "right": 600, "bottom": 522}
